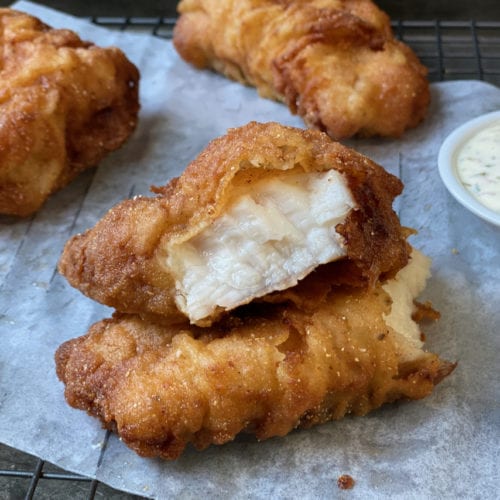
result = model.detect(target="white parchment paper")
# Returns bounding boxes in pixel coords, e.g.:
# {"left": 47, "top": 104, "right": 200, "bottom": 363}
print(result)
{"left": 1, "top": 2, "right": 499, "bottom": 498}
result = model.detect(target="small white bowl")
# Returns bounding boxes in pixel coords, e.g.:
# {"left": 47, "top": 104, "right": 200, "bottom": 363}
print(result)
{"left": 438, "top": 110, "right": 500, "bottom": 227}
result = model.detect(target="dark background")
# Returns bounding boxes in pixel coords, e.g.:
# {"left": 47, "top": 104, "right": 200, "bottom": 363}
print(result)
{"left": 1, "top": 0, "right": 500, "bottom": 19}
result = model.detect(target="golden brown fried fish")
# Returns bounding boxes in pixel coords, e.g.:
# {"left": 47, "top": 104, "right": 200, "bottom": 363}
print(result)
{"left": 0, "top": 9, "right": 139, "bottom": 217}
{"left": 56, "top": 249, "right": 454, "bottom": 460}
{"left": 173, "top": 0, "right": 430, "bottom": 139}
{"left": 59, "top": 122, "right": 410, "bottom": 326}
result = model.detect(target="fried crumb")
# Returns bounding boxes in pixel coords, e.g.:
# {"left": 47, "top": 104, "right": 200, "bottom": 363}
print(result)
{"left": 337, "top": 474, "right": 355, "bottom": 490}
{"left": 413, "top": 301, "right": 441, "bottom": 322}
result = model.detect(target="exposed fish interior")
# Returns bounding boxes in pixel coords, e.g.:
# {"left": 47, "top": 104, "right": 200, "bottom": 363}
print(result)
{"left": 383, "top": 249, "right": 431, "bottom": 359}
{"left": 167, "top": 169, "right": 357, "bottom": 323}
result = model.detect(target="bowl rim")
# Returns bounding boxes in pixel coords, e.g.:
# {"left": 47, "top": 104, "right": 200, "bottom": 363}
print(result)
{"left": 438, "top": 110, "right": 500, "bottom": 227}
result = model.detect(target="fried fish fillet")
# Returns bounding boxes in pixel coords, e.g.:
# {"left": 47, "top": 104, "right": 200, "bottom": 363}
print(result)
{"left": 55, "top": 249, "right": 455, "bottom": 460}
{"left": 173, "top": 0, "right": 430, "bottom": 139}
{"left": 0, "top": 9, "right": 139, "bottom": 217}
{"left": 59, "top": 122, "right": 410, "bottom": 326}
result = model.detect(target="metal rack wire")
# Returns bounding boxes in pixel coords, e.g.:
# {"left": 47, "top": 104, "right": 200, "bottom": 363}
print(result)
{"left": 1, "top": 16, "right": 499, "bottom": 500}
{"left": 0, "top": 441, "right": 145, "bottom": 499}
{"left": 392, "top": 20, "right": 500, "bottom": 84}
{"left": 87, "top": 17, "right": 500, "bottom": 84}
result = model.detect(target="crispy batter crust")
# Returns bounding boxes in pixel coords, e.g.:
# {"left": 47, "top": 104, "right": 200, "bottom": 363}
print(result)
{"left": 173, "top": 0, "right": 430, "bottom": 139}
{"left": 59, "top": 122, "right": 410, "bottom": 325}
{"left": 56, "top": 281, "right": 454, "bottom": 460}
{"left": 0, "top": 9, "right": 140, "bottom": 216}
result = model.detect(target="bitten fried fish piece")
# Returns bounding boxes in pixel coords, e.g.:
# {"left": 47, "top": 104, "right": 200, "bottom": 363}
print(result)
{"left": 55, "top": 249, "right": 455, "bottom": 460}
{"left": 59, "top": 122, "right": 410, "bottom": 326}
{"left": 0, "top": 9, "right": 139, "bottom": 217}
{"left": 173, "top": 0, "right": 430, "bottom": 139}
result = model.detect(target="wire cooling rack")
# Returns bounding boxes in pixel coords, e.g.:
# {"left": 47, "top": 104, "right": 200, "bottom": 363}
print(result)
{"left": 1, "top": 16, "right": 499, "bottom": 500}
{"left": 87, "top": 17, "right": 500, "bottom": 84}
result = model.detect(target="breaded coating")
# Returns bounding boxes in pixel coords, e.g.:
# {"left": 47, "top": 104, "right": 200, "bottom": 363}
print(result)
{"left": 59, "top": 122, "right": 410, "bottom": 326}
{"left": 0, "top": 9, "right": 139, "bottom": 217}
{"left": 173, "top": 0, "right": 430, "bottom": 139}
{"left": 55, "top": 250, "right": 455, "bottom": 460}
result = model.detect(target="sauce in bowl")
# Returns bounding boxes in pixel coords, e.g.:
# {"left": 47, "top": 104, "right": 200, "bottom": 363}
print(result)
{"left": 456, "top": 121, "right": 500, "bottom": 213}
{"left": 438, "top": 110, "right": 500, "bottom": 227}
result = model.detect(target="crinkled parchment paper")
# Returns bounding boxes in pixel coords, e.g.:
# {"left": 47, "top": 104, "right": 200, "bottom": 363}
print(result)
{"left": 1, "top": 2, "right": 499, "bottom": 498}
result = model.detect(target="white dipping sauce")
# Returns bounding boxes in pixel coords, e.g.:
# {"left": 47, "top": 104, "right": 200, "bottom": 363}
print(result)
{"left": 456, "top": 120, "right": 500, "bottom": 213}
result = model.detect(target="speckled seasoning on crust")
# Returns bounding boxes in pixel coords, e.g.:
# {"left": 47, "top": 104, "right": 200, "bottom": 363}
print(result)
{"left": 0, "top": 8, "right": 139, "bottom": 216}
{"left": 173, "top": 0, "right": 430, "bottom": 139}
{"left": 58, "top": 122, "right": 411, "bottom": 327}
{"left": 56, "top": 122, "right": 454, "bottom": 460}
